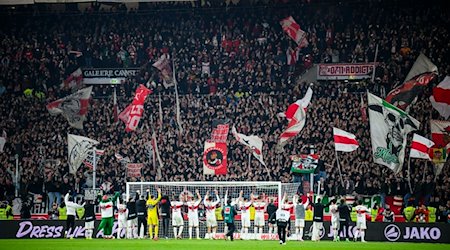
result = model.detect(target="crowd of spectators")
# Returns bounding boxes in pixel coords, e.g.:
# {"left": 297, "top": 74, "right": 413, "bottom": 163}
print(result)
{"left": 0, "top": 0, "right": 449, "bottom": 217}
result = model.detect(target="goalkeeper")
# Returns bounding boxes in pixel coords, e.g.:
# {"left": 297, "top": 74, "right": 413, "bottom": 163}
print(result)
{"left": 147, "top": 188, "right": 162, "bottom": 240}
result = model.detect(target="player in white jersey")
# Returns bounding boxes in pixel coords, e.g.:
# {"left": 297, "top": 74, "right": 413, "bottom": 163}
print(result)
{"left": 329, "top": 199, "right": 339, "bottom": 241}
{"left": 203, "top": 190, "right": 220, "bottom": 239}
{"left": 238, "top": 190, "right": 253, "bottom": 240}
{"left": 171, "top": 194, "right": 184, "bottom": 239}
{"left": 293, "top": 193, "right": 309, "bottom": 241}
{"left": 354, "top": 200, "right": 369, "bottom": 242}
{"left": 185, "top": 189, "right": 202, "bottom": 239}
{"left": 280, "top": 193, "right": 294, "bottom": 238}
{"left": 117, "top": 198, "right": 128, "bottom": 239}
{"left": 252, "top": 193, "right": 267, "bottom": 240}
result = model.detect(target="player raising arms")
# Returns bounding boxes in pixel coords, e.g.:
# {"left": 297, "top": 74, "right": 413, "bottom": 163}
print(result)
{"left": 280, "top": 193, "right": 294, "bottom": 239}
{"left": 238, "top": 190, "right": 253, "bottom": 240}
{"left": 329, "top": 199, "right": 340, "bottom": 241}
{"left": 171, "top": 192, "right": 184, "bottom": 239}
{"left": 354, "top": 200, "right": 369, "bottom": 242}
{"left": 267, "top": 198, "right": 278, "bottom": 238}
{"left": 203, "top": 190, "right": 220, "bottom": 240}
{"left": 146, "top": 188, "right": 162, "bottom": 240}
{"left": 293, "top": 193, "right": 309, "bottom": 241}
{"left": 185, "top": 189, "right": 202, "bottom": 239}
{"left": 252, "top": 193, "right": 268, "bottom": 240}
{"left": 117, "top": 197, "right": 128, "bottom": 239}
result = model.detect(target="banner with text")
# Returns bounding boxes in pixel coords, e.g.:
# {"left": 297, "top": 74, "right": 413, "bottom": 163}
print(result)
{"left": 317, "top": 63, "right": 375, "bottom": 80}
{"left": 82, "top": 68, "right": 140, "bottom": 85}
{"left": 126, "top": 163, "right": 143, "bottom": 178}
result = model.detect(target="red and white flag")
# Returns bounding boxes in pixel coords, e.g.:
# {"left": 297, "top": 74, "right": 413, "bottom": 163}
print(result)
{"left": 46, "top": 86, "right": 92, "bottom": 129}
{"left": 232, "top": 126, "right": 266, "bottom": 166}
{"left": 83, "top": 149, "right": 105, "bottom": 169}
{"left": 119, "top": 84, "right": 152, "bottom": 132}
{"left": 152, "top": 54, "right": 174, "bottom": 88}
{"left": 386, "top": 53, "right": 437, "bottom": 110}
{"left": 61, "top": 68, "right": 83, "bottom": 89}
{"left": 279, "top": 87, "right": 313, "bottom": 146}
{"left": 68, "top": 50, "right": 83, "bottom": 58}
{"left": 286, "top": 47, "right": 299, "bottom": 66}
{"left": 203, "top": 142, "right": 227, "bottom": 175}
{"left": 410, "top": 134, "right": 434, "bottom": 160}
{"left": 333, "top": 127, "right": 359, "bottom": 152}
{"left": 280, "top": 16, "right": 308, "bottom": 48}
{"left": 430, "top": 76, "right": 450, "bottom": 119}
{"left": 430, "top": 120, "right": 450, "bottom": 149}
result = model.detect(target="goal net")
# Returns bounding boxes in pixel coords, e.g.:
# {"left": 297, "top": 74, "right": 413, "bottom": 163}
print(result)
{"left": 126, "top": 181, "right": 301, "bottom": 240}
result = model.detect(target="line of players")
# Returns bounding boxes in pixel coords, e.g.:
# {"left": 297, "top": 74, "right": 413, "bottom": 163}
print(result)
{"left": 81, "top": 188, "right": 370, "bottom": 242}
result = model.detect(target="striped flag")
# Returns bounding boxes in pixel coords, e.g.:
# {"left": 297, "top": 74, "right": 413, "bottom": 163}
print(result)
{"left": 410, "top": 134, "right": 434, "bottom": 160}
{"left": 279, "top": 87, "right": 313, "bottom": 146}
{"left": 430, "top": 76, "right": 450, "bottom": 119}
{"left": 333, "top": 127, "right": 359, "bottom": 152}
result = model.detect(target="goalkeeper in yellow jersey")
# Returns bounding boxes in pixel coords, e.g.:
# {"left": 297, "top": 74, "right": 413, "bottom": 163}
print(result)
{"left": 147, "top": 188, "right": 162, "bottom": 240}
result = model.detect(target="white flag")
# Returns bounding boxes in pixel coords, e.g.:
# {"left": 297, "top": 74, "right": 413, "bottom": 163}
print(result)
{"left": 410, "top": 134, "right": 434, "bottom": 160}
{"left": 333, "top": 127, "right": 359, "bottom": 152}
{"left": 368, "top": 92, "right": 420, "bottom": 173}
{"left": 232, "top": 126, "right": 266, "bottom": 166}
{"left": 173, "top": 60, "right": 183, "bottom": 134}
{"left": 0, "top": 136, "right": 5, "bottom": 153}
{"left": 47, "top": 86, "right": 92, "bottom": 129}
{"left": 68, "top": 134, "right": 99, "bottom": 174}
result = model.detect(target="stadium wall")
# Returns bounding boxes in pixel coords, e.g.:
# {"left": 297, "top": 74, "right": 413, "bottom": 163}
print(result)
{"left": 0, "top": 220, "right": 448, "bottom": 243}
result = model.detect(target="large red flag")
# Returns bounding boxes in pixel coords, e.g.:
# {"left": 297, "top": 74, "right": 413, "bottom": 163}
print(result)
{"left": 119, "top": 84, "right": 152, "bottom": 132}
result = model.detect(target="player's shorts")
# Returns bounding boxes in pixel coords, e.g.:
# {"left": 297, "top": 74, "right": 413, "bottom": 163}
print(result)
{"left": 172, "top": 214, "right": 184, "bottom": 227}
{"left": 331, "top": 217, "right": 340, "bottom": 229}
{"left": 356, "top": 219, "right": 367, "bottom": 230}
{"left": 85, "top": 221, "right": 94, "bottom": 229}
{"left": 268, "top": 215, "right": 276, "bottom": 225}
{"left": 188, "top": 214, "right": 199, "bottom": 227}
{"left": 206, "top": 215, "right": 217, "bottom": 227}
{"left": 254, "top": 214, "right": 265, "bottom": 227}
{"left": 241, "top": 215, "right": 251, "bottom": 228}
{"left": 147, "top": 214, "right": 159, "bottom": 225}
{"left": 295, "top": 218, "right": 305, "bottom": 228}
{"left": 118, "top": 219, "right": 127, "bottom": 228}
{"left": 127, "top": 218, "right": 138, "bottom": 228}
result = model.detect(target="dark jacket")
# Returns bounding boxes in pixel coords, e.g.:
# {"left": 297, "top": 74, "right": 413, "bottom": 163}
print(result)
{"left": 338, "top": 203, "right": 351, "bottom": 222}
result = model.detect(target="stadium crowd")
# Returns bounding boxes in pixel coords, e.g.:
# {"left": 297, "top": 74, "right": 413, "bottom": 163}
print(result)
{"left": 0, "top": 0, "right": 449, "bottom": 220}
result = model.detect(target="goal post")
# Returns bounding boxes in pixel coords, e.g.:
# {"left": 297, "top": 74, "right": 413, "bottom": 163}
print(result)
{"left": 125, "top": 181, "right": 301, "bottom": 240}
{"left": 126, "top": 181, "right": 282, "bottom": 204}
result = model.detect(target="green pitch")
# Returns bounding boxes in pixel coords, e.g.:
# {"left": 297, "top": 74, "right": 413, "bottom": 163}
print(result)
{"left": 0, "top": 239, "right": 449, "bottom": 250}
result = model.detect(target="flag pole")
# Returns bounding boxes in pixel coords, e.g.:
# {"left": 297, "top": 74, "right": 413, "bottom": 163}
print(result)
{"left": 371, "top": 43, "right": 379, "bottom": 82}
{"left": 93, "top": 147, "right": 97, "bottom": 190}
{"left": 334, "top": 150, "right": 344, "bottom": 187}
{"left": 407, "top": 154, "right": 413, "bottom": 194}
{"left": 248, "top": 153, "right": 251, "bottom": 169}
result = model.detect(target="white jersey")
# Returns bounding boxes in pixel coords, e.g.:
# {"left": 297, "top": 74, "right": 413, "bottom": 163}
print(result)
{"left": 281, "top": 200, "right": 293, "bottom": 212}
{"left": 186, "top": 199, "right": 201, "bottom": 215}
{"left": 253, "top": 201, "right": 266, "bottom": 215}
{"left": 99, "top": 200, "right": 114, "bottom": 218}
{"left": 355, "top": 205, "right": 369, "bottom": 222}
{"left": 64, "top": 193, "right": 83, "bottom": 216}
{"left": 171, "top": 201, "right": 184, "bottom": 218}
{"left": 239, "top": 201, "right": 252, "bottom": 217}
{"left": 329, "top": 204, "right": 339, "bottom": 221}
{"left": 117, "top": 202, "right": 128, "bottom": 221}
{"left": 203, "top": 195, "right": 220, "bottom": 218}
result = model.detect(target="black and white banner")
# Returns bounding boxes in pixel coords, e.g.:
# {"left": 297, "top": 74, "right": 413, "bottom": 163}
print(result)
{"left": 0, "top": 220, "right": 448, "bottom": 243}
{"left": 82, "top": 68, "right": 140, "bottom": 85}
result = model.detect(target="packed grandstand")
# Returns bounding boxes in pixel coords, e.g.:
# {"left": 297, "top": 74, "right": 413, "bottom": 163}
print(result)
{"left": 0, "top": 0, "right": 448, "bottom": 230}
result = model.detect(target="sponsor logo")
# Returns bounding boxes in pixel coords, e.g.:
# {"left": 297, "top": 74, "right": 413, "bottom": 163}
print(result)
{"left": 384, "top": 224, "right": 441, "bottom": 241}
{"left": 384, "top": 224, "right": 401, "bottom": 242}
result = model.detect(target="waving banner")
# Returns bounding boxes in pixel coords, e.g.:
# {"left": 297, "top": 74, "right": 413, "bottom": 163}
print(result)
{"left": 68, "top": 134, "right": 99, "bottom": 174}
{"left": 46, "top": 86, "right": 92, "bottom": 129}
{"left": 119, "top": 84, "right": 152, "bottom": 132}
{"left": 203, "top": 142, "right": 227, "bottom": 175}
